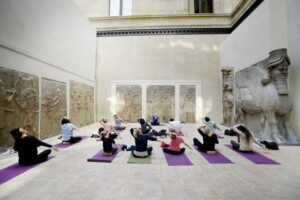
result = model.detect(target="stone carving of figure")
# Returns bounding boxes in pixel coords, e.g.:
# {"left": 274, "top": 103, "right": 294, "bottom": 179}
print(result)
{"left": 122, "top": 86, "right": 140, "bottom": 122}
{"left": 0, "top": 79, "right": 17, "bottom": 134}
{"left": 221, "top": 67, "right": 234, "bottom": 126}
{"left": 14, "top": 76, "right": 38, "bottom": 135}
{"left": 235, "top": 48, "right": 298, "bottom": 143}
{"left": 43, "top": 88, "right": 64, "bottom": 135}
{"left": 162, "top": 86, "right": 174, "bottom": 122}
{"left": 180, "top": 87, "right": 196, "bottom": 123}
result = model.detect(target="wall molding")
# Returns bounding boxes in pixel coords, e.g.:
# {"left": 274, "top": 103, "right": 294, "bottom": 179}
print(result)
{"left": 96, "top": 0, "right": 264, "bottom": 37}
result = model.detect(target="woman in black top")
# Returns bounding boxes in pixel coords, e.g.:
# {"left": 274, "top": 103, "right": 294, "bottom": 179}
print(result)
{"left": 10, "top": 128, "right": 58, "bottom": 166}
{"left": 100, "top": 130, "right": 120, "bottom": 154}
{"left": 193, "top": 125, "right": 219, "bottom": 153}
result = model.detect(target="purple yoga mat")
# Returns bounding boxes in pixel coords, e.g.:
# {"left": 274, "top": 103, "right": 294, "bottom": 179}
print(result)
{"left": 0, "top": 156, "right": 54, "bottom": 185}
{"left": 163, "top": 152, "right": 193, "bottom": 166}
{"left": 55, "top": 136, "right": 88, "bottom": 148}
{"left": 217, "top": 135, "right": 224, "bottom": 139}
{"left": 225, "top": 144, "right": 280, "bottom": 164}
{"left": 87, "top": 145, "right": 124, "bottom": 163}
{"left": 193, "top": 145, "right": 233, "bottom": 164}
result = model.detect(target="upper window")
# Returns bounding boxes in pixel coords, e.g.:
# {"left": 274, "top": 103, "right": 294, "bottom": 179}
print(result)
{"left": 194, "top": 0, "right": 213, "bottom": 13}
{"left": 110, "top": 0, "right": 132, "bottom": 16}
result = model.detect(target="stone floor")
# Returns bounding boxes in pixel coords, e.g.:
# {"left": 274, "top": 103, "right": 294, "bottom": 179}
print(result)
{"left": 0, "top": 123, "right": 300, "bottom": 200}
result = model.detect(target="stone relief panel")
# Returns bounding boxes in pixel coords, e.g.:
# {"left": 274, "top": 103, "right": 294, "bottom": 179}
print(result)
{"left": 116, "top": 85, "right": 142, "bottom": 122}
{"left": 235, "top": 48, "right": 299, "bottom": 143}
{"left": 146, "top": 85, "right": 175, "bottom": 122}
{"left": 41, "top": 78, "right": 67, "bottom": 139}
{"left": 0, "top": 67, "right": 39, "bottom": 152}
{"left": 70, "top": 80, "right": 94, "bottom": 127}
{"left": 221, "top": 67, "right": 234, "bottom": 126}
{"left": 179, "top": 85, "right": 196, "bottom": 123}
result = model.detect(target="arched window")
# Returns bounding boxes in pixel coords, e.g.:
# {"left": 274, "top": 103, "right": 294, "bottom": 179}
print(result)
{"left": 110, "top": 0, "right": 132, "bottom": 16}
{"left": 194, "top": 0, "right": 213, "bottom": 13}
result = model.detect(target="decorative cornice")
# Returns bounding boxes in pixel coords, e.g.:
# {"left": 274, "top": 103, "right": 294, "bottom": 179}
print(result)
{"left": 96, "top": 0, "right": 264, "bottom": 37}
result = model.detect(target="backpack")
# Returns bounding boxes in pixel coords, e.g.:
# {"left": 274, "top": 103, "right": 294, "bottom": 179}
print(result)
{"left": 260, "top": 140, "right": 279, "bottom": 150}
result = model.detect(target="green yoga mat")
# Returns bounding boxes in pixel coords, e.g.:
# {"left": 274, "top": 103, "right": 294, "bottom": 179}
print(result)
{"left": 127, "top": 154, "right": 152, "bottom": 164}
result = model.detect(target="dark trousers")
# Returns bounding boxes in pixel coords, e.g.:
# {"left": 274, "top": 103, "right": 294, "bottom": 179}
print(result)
{"left": 68, "top": 136, "right": 82, "bottom": 143}
{"left": 193, "top": 138, "right": 206, "bottom": 153}
{"left": 163, "top": 147, "right": 185, "bottom": 155}
{"left": 20, "top": 149, "right": 51, "bottom": 166}
{"left": 230, "top": 140, "right": 240, "bottom": 151}
{"left": 230, "top": 140, "right": 253, "bottom": 153}
{"left": 127, "top": 145, "right": 153, "bottom": 158}
{"left": 114, "top": 126, "right": 126, "bottom": 130}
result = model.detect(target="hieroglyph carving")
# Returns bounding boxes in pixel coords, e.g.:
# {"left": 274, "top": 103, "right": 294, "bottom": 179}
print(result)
{"left": 146, "top": 85, "right": 175, "bottom": 122}
{"left": 41, "top": 78, "right": 67, "bottom": 139}
{"left": 235, "top": 49, "right": 298, "bottom": 143}
{"left": 179, "top": 85, "right": 196, "bottom": 123}
{"left": 0, "top": 67, "right": 39, "bottom": 151}
{"left": 221, "top": 67, "right": 234, "bottom": 126}
{"left": 116, "top": 85, "right": 142, "bottom": 122}
{"left": 70, "top": 81, "right": 94, "bottom": 127}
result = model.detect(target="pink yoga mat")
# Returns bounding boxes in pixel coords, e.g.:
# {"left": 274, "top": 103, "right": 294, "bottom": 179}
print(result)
{"left": 0, "top": 156, "right": 54, "bottom": 185}
{"left": 193, "top": 145, "right": 233, "bottom": 164}
{"left": 163, "top": 151, "right": 193, "bottom": 166}
{"left": 55, "top": 136, "right": 88, "bottom": 148}
{"left": 87, "top": 145, "right": 124, "bottom": 163}
{"left": 225, "top": 144, "right": 280, "bottom": 164}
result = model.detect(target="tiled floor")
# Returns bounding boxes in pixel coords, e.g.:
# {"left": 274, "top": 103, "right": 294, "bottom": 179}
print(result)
{"left": 1, "top": 123, "right": 300, "bottom": 200}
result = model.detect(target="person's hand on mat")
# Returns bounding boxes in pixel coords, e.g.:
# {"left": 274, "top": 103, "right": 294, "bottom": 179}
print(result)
{"left": 261, "top": 143, "right": 268, "bottom": 151}
{"left": 52, "top": 146, "right": 59, "bottom": 152}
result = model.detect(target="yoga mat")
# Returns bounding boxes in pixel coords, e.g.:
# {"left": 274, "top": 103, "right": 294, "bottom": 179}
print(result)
{"left": 55, "top": 136, "right": 88, "bottom": 148}
{"left": 163, "top": 152, "right": 193, "bottom": 166}
{"left": 193, "top": 145, "right": 233, "bottom": 164}
{"left": 217, "top": 135, "right": 224, "bottom": 139}
{"left": 127, "top": 154, "right": 151, "bottom": 164}
{"left": 87, "top": 145, "right": 124, "bottom": 163}
{"left": 225, "top": 144, "right": 280, "bottom": 164}
{"left": 0, "top": 156, "right": 54, "bottom": 185}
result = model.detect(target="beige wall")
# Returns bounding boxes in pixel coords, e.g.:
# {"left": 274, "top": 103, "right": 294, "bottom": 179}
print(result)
{"left": 220, "top": 0, "right": 300, "bottom": 135}
{"left": 0, "top": 0, "right": 96, "bottom": 117}
{"left": 96, "top": 34, "right": 227, "bottom": 123}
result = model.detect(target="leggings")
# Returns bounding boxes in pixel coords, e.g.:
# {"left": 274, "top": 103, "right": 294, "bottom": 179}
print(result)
{"left": 163, "top": 147, "right": 185, "bottom": 155}
{"left": 64, "top": 136, "right": 82, "bottom": 144}
{"left": 20, "top": 149, "right": 52, "bottom": 166}
{"left": 126, "top": 145, "right": 153, "bottom": 158}
{"left": 230, "top": 140, "right": 253, "bottom": 153}
{"left": 193, "top": 138, "right": 206, "bottom": 153}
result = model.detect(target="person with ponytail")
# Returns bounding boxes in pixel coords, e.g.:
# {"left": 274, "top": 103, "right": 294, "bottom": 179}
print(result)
{"left": 231, "top": 124, "right": 267, "bottom": 152}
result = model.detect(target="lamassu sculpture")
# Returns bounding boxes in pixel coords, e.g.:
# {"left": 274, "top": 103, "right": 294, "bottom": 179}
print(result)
{"left": 235, "top": 48, "right": 298, "bottom": 143}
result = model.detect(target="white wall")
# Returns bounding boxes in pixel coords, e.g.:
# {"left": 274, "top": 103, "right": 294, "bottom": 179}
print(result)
{"left": 287, "top": 0, "right": 300, "bottom": 136}
{"left": 220, "top": 0, "right": 300, "bottom": 135}
{"left": 0, "top": 0, "right": 96, "bottom": 118}
{"left": 96, "top": 34, "right": 227, "bottom": 123}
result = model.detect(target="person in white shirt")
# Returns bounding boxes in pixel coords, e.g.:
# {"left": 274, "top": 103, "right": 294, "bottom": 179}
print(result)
{"left": 60, "top": 117, "right": 82, "bottom": 144}
{"left": 231, "top": 124, "right": 267, "bottom": 152}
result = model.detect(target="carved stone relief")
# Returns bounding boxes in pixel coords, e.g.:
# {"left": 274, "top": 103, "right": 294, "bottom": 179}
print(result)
{"left": 0, "top": 67, "right": 39, "bottom": 152}
{"left": 221, "top": 67, "right": 234, "bottom": 126}
{"left": 146, "top": 85, "right": 175, "bottom": 122}
{"left": 70, "top": 81, "right": 94, "bottom": 127}
{"left": 235, "top": 48, "right": 298, "bottom": 143}
{"left": 179, "top": 85, "right": 196, "bottom": 123}
{"left": 41, "top": 78, "right": 67, "bottom": 139}
{"left": 116, "top": 85, "right": 142, "bottom": 122}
